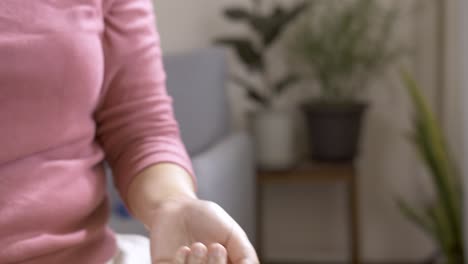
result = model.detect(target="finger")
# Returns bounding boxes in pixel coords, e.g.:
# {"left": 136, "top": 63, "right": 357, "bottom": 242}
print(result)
{"left": 207, "top": 243, "right": 227, "bottom": 264}
{"left": 225, "top": 223, "right": 259, "bottom": 264}
{"left": 188, "top": 243, "right": 208, "bottom": 264}
{"left": 174, "top": 246, "right": 190, "bottom": 264}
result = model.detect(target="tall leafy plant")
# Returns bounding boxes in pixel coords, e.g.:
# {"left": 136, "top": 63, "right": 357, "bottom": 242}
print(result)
{"left": 215, "top": 0, "right": 308, "bottom": 108}
{"left": 398, "top": 71, "right": 464, "bottom": 264}
{"left": 290, "top": 0, "right": 402, "bottom": 103}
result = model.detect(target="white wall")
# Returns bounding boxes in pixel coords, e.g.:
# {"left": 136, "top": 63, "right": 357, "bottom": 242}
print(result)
{"left": 458, "top": 0, "right": 468, "bottom": 261}
{"left": 153, "top": 0, "right": 251, "bottom": 55}
{"left": 152, "top": 0, "right": 438, "bottom": 262}
{"left": 443, "top": 0, "right": 461, "bottom": 153}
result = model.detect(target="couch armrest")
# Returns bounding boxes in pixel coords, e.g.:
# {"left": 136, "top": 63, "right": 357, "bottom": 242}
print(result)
{"left": 192, "top": 131, "right": 256, "bottom": 243}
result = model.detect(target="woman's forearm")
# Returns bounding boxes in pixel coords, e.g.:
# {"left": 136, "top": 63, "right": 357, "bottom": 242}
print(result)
{"left": 126, "top": 163, "right": 197, "bottom": 228}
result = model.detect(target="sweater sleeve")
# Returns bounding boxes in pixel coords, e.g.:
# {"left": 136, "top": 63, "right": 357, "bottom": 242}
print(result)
{"left": 95, "top": 0, "right": 196, "bottom": 202}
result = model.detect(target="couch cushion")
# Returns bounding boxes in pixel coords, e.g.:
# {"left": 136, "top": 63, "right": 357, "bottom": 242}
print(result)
{"left": 163, "top": 48, "right": 229, "bottom": 155}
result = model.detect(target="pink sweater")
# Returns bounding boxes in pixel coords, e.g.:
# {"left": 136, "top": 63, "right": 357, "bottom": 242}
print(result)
{"left": 0, "top": 0, "right": 195, "bottom": 263}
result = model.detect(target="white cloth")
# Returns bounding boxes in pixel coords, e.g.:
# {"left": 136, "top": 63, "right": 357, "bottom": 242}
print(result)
{"left": 107, "top": 234, "right": 151, "bottom": 264}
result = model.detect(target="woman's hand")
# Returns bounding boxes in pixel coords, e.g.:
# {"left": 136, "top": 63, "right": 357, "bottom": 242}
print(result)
{"left": 126, "top": 163, "right": 258, "bottom": 264}
{"left": 149, "top": 197, "right": 259, "bottom": 264}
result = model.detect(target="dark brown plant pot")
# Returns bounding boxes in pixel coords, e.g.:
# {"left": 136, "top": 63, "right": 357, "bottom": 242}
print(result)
{"left": 303, "top": 102, "right": 368, "bottom": 161}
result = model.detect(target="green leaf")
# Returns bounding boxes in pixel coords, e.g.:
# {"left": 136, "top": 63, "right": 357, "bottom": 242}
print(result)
{"left": 215, "top": 38, "right": 264, "bottom": 72}
{"left": 427, "top": 203, "right": 456, "bottom": 259}
{"left": 288, "top": 0, "right": 403, "bottom": 102}
{"left": 259, "top": 2, "right": 309, "bottom": 47}
{"left": 247, "top": 90, "right": 268, "bottom": 107}
{"left": 272, "top": 6, "right": 287, "bottom": 18}
{"left": 231, "top": 75, "right": 269, "bottom": 107}
{"left": 400, "top": 70, "right": 464, "bottom": 262}
{"left": 224, "top": 7, "right": 251, "bottom": 21}
{"left": 274, "top": 74, "right": 300, "bottom": 95}
{"left": 402, "top": 70, "right": 461, "bottom": 227}
{"left": 248, "top": 15, "right": 270, "bottom": 39}
{"left": 396, "top": 199, "right": 435, "bottom": 236}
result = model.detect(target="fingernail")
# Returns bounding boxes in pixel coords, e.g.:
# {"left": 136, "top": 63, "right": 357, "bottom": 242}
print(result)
{"left": 174, "top": 247, "right": 190, "bottom": 264}
{"left": 192, "top": 245, "right": 206, "bottom": 257}
{"left": 213, "top": 247, "right": 224, "bottom": 257}
{"left": 239, "top": 260, "right": 257, "bottom": 264}
{"left": 208, "top": 251, "right": 225, "bottom": 264}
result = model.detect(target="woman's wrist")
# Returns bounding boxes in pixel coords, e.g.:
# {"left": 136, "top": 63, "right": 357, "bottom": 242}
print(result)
{"left": 127, "top": 163, "right": 197, "bottom": 227}
{"left": 143, "top": 194, "right": 199, "bottom": 230}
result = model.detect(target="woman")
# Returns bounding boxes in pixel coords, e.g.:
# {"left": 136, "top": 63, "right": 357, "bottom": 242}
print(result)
{"left": 0, "top": 0, "right": 258, "bottom": 263}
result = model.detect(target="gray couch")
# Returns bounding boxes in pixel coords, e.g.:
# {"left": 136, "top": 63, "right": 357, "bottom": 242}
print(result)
{"left": 108, "top": 48, "right": 257, "bottom": 244}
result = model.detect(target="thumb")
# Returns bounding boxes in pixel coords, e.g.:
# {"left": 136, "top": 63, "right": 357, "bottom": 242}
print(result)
{"left": 225, "top": 222, "right": 259, "bottom": 264}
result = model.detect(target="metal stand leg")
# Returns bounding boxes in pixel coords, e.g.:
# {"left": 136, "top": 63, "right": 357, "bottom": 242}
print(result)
{"left": 256, "top": 178, "right": 264, "bottom": 261}
{"left": 349, "top": 170, "right": 360, "bottom": 264}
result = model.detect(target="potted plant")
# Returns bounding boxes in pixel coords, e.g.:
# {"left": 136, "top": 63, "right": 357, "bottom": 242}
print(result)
{"left": 397, "top": 71, "right": 464, "bottom": 264}
{"left": 215, "top": 0, "right": 308, "bottom": 169}
{"left": 289, "top": 0, "right": 402, "bottom": 161}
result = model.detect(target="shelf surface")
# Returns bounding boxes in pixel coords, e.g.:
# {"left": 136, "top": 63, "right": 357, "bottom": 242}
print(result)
{"left": 258, "top": 161, "right": 355, "bottom": 184}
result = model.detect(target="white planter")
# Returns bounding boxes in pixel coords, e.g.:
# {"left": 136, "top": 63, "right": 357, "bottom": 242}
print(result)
{"left": 250, "top": 110, "right": 297, "bottom": 170}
